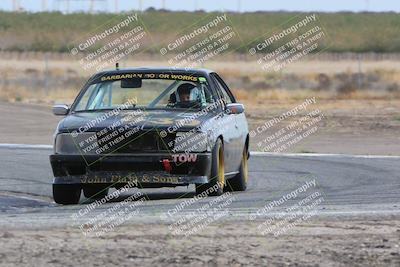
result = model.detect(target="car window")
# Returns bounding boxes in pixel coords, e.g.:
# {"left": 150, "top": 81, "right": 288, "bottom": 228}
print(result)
{"left": 210, "top": 74, "right": 227, "bottom": 103}
{"left": 73, "top": 75, "right": 214, "bottom": 111}
{"left": 211, "top": 73, "right": 235, "bottom": 104}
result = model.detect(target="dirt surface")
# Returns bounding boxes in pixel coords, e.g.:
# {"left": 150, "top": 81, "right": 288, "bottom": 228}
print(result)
{"left": 0, "top": 101, "right": 59, "bottom": 145}
{"left": 0, "top": 99, "right": 399, "bottom": 266}
{"left": 0, "top": 147, "right": 399, "bottom": 266}
{"left": 245, "top": 98, "right": 400, "bottom": 155}
{"left": 0, "top": 217, "right": 399, "bottom": 267}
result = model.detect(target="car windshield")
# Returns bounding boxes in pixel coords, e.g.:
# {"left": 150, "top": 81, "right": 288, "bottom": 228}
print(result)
{"left": 73, "top": 74, "right": 214, "bottom": 112}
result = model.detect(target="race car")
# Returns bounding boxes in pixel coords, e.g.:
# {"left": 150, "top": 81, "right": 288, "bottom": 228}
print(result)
{"left": 50, "top": 67, "right": 249, "bottom": 204}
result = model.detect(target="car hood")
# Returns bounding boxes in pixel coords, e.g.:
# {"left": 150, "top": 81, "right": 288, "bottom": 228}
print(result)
{"left": 58, "top": 109, "right": 215, "bottom": 133}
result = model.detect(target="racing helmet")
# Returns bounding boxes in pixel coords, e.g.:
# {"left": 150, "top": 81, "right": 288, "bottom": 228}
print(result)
{"left": 176, "top": 83, "right": 198, "bottom": 102}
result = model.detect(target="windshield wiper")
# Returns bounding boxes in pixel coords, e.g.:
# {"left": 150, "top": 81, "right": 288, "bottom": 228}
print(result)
{"left": 73, "top": 105, "right": 140, "bottom": 113}
{"left": 72, "top": 108, "right": 115, "bottom": 113}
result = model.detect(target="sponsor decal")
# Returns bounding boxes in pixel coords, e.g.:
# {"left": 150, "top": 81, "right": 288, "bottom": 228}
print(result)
{"left": 100, "top": 73, "right": 200, "bottom": 82}
{"left": 80, "top": 176, "right": 108, "bottom": 184}
{"left": 80, "top": 174, "right": 181, "bottom": 184}
{"left": 171, "top": 153, "right": 198, "bottom": 163}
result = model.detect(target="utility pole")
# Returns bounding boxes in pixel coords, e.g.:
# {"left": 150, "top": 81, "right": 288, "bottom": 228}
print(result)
{"left": 12, "top": 0, "right": 19, "bottom": 12}
{"left": 89, "top": 0, "right": 95, "bottom": 13}
{"left": 66, "top": 0, "right": 70, "bottom": 13}
{"left": 42, "top": 0, "right": 47, "bottom": 12}
{"left": 161, "top": 0, "right": 165, "bottom": 9}
{"left": 115, "top": 0, "right": 118, "bottom": 13}
{"left": 138, "top": 0, "right": 142, "bottom": 12}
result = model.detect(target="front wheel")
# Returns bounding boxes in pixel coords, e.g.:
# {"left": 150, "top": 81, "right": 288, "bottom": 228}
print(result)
{"left": 83, "top": 185, "right": 109, "bottom": 200}
{"left": 195, "top": 139, "right": 225, "bottom": 196}
{"left": 226, "top": 146, "right": 248, "bottom": 191}
{"left": 53, "top": 184, "right": 81, "bottom": 205}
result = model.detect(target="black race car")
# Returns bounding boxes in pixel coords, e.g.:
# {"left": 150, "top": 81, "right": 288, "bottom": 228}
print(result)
{"left": 50, "top": 67, "right": 249, "bottom": 204}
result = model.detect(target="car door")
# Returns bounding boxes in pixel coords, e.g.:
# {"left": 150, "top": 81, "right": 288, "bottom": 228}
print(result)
{"left": 210, "top": 73, "right": 243, "bottom": 174}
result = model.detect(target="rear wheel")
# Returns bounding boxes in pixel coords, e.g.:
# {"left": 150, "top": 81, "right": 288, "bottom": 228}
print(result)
{"left": 226, "top": 146, "right": 248, "bottom": 191}
{"left": 83, "top": 185, "right": 109, "bottom": 200}
{"left": 53, "top": 184, "right": 81, "bottom": 205}
{"left": 195, "top": 139, "right": 225, "bottom": 196}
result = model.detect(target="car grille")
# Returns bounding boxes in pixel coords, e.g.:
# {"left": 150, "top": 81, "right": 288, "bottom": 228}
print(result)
{"left": 96, "top": 130, "right": 176, "bottom": 153}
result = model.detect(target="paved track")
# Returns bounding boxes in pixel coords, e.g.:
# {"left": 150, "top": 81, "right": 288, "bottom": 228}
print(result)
{"left": 0, "top": 146, "right": 399, "bottom": 228}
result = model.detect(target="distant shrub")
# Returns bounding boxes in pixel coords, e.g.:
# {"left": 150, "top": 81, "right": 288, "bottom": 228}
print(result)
{"left": 335, "top": 73, "right": 359, "bottom": 95}
{"left": 0, "top": 11, "right": 399, "bottom": 53}
{"left": 387, "top": 83, "right": 399, "bottom": 92}
{"left": 315, "top": 73, "right": 331, "bottom": 90}
{"left": 241, "top": 75, "right": 251, "bottom": 84}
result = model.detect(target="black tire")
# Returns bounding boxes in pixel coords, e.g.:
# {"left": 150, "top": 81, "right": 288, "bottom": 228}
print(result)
{"left": 53, "top": 184, "right": 81, "bottom": 205}
{"left": 226, "top": 146, "right": 249, "bottom": 191}
{"left": 83, "top": 185, "right": 109, "bottom": 200}
{"left": 195, "top": 139, "right": 225, "bottom": 196}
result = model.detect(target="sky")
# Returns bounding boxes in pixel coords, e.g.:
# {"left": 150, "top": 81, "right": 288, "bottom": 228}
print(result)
{"left": 1, "top": 0, "right": 399, "bottom": 13}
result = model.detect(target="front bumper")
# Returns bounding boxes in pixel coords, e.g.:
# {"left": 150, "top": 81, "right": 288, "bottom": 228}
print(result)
{"left": 50, "top": 153, "right": 211, "bottom": 186}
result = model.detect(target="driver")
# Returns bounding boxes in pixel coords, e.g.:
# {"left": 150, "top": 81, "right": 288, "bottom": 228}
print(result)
{"left": 167, "top": 82, "right": 206, "bottom": 108}
{"left": 176, "top": 83, "right": 195, "bottom": 102}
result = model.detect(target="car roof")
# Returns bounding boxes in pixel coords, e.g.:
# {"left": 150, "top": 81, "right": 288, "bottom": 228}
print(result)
{"left": 95, "top": 67, "right": 215, "bottom": 77}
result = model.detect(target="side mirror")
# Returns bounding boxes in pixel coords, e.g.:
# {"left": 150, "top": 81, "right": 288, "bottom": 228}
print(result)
{"left": 52, "top": 104, "right": 70, "bottom": 116}
{"left": 225, "top": 103, "right": 245, "bottom": 114}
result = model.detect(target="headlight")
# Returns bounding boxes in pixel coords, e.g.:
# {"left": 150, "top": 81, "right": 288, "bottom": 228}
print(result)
{"left": 55, "top": 133, "right": 98, "bottom": 154}
{"left": 173, "top": 131, "right": 208, "bottom": 153}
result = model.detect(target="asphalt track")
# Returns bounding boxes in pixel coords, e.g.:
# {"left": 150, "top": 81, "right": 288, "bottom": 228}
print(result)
{"left": 0, "top": 145, "right": 399, "bottom": 229}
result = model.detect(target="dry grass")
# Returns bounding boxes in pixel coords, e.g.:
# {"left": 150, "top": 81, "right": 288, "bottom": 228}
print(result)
{"left": 233, "top": 88, "right": 400, "bottom": 104}
{"left": 0, "top": 86, "right": 79, "bottom": 104}
{"left": 233, "top": 88, "right": 330, "bottom": 102}
{"left": 0, "top": 53, "right": 400, "bottom": 105}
